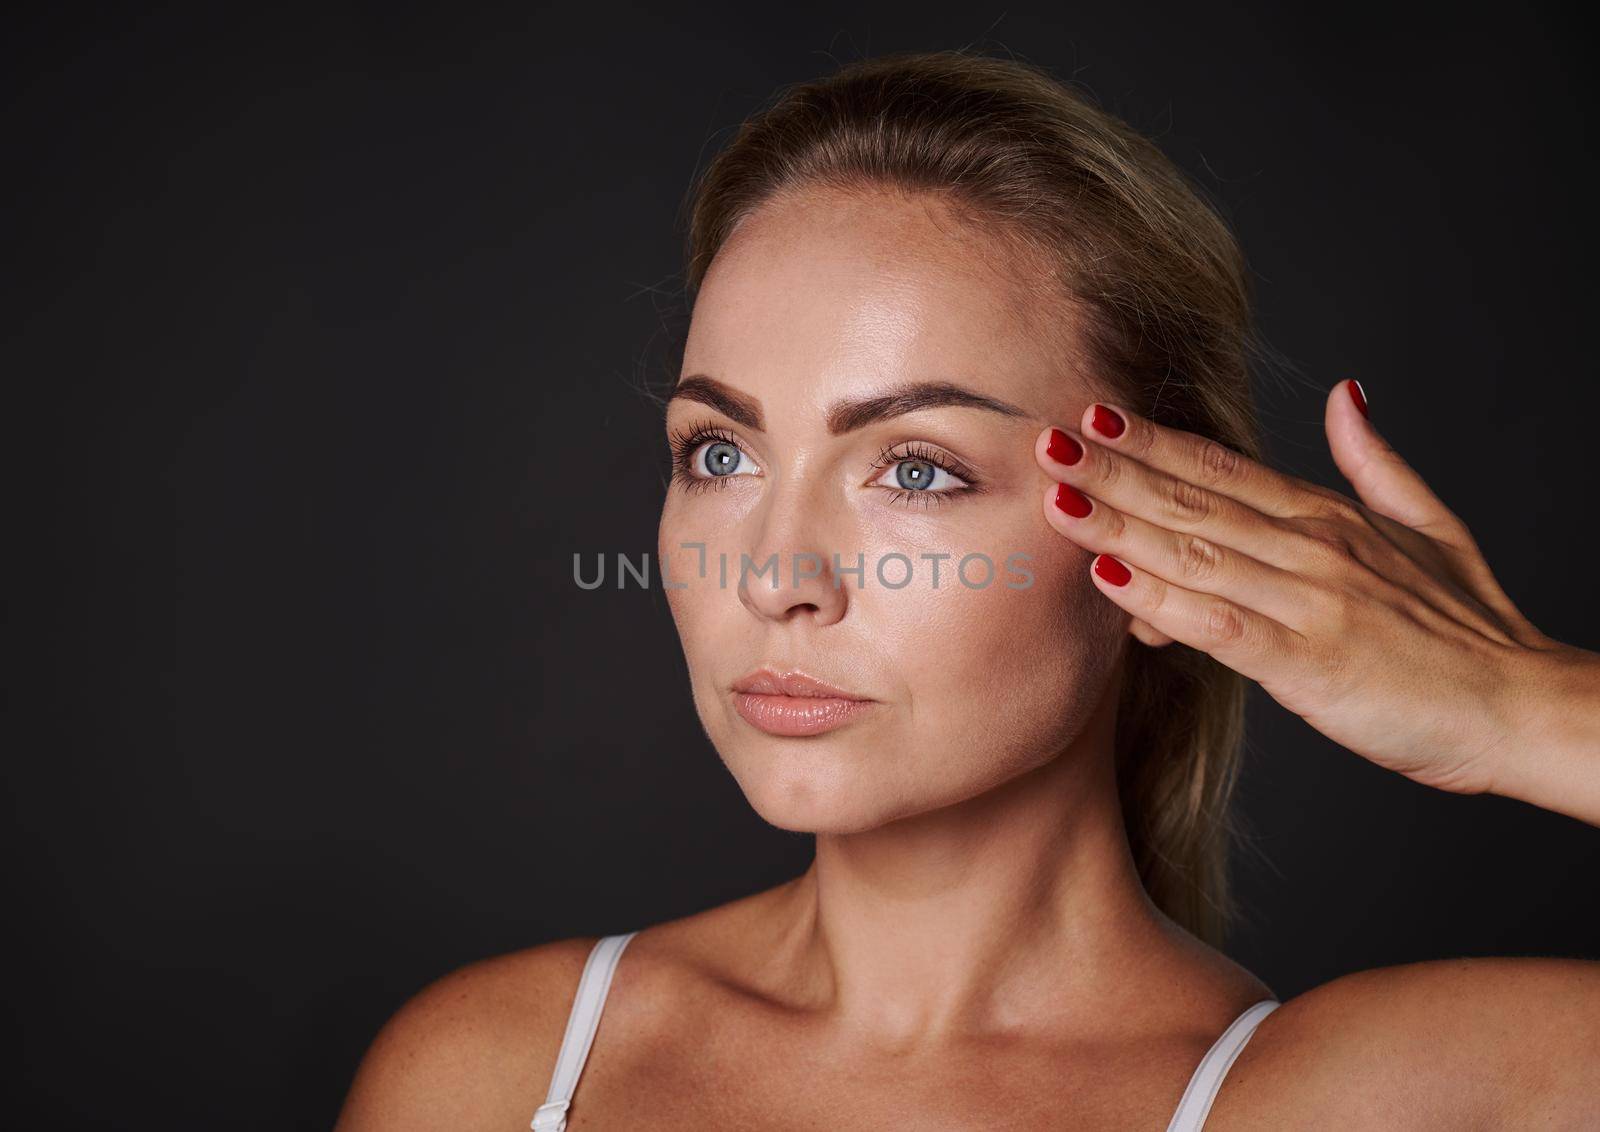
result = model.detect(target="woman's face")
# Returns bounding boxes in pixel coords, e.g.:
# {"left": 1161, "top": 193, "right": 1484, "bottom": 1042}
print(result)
{"left": 659, "top": 186, "right": 1128, "bottom": 834}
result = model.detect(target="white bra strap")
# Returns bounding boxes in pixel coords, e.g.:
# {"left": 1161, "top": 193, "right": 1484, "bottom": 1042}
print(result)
{"left": 531, "top": 932, "right": 638, "bottom": 1132}
{"left": 1164, "top": 998, "right": 1280, "bottom": 1132}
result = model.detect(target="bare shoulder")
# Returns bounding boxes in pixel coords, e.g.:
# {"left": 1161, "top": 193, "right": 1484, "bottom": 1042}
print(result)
{"left": 1210, "top": 955, "right": 1600, "bottom": 1129}
{"left": 333, "top": 936, "right": 603, "bottom": 1132}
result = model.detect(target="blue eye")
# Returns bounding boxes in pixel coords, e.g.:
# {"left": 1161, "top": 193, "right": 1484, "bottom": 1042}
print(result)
{"left": 870, "top": 441, "right": 979, "bottom": 508}
{"left": 668, "top": 423, "right": 760, "bottom": 494}
{"left": 873, "top": 455, "right": 962, "bottom": 494}
{"left": 699, "top": 439, "right": 748, "bottom": 477}
{"left": 896, "top": 460, "right": 940, "bottom": 489}
{"left": 666, "top": 423, "right": 980, "bottom": 507}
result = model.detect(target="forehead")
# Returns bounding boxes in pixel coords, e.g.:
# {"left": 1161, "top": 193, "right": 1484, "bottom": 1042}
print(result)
{"left": 681, "top": 187, "right": 1087, "bottom": 424}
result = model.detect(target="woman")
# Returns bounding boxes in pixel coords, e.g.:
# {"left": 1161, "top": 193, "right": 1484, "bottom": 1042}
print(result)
{"left": 336, "top": 50, "right": 1599, "bottom": 1129}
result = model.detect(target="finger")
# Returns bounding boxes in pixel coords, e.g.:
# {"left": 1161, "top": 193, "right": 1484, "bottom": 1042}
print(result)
{"left": 1324, "top": 379, "right": 1465, "bottom": 542}
{"left": 1034, "top": 420, "right": 1511, "bottom": 639}
{"left": 1324, "top": 381, "right": 1542, "bottom": 641}
{"left": 1129, "top": 617, "right": 1177, "bottom": 647}
{"left": 1065, "top": 402, "right": 1322, "bottom": 521}
{"left": 1035, "top": 425, "right": 1310, "bottom": 574}
{"left": 1039, "top": 479, "right": 1322, "bottom": 634}
{"left": 1084, "top": 550, "right": 1307, "bottom": 683}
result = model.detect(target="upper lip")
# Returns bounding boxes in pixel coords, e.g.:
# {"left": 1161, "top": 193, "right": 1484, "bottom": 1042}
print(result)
{"left": 732, "top": 669, "right": 871, "bottom": 700}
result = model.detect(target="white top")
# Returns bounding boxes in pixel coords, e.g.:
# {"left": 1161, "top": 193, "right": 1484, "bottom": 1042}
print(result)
{"left": 531, "top": 931, "right": 1279, "bottom": 1131}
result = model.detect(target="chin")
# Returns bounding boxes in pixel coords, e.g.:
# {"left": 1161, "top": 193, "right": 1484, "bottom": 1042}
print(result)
{"left": 721, "top": 741, "right": 904, "bottom": 835}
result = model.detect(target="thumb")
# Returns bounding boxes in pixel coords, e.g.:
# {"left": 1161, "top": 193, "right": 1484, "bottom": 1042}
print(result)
{"left": 1325, "top": 379, "right": 1461, "bottom": 540}
{"left": 1326, "top": 380, "right": 1545, "bottom": 643}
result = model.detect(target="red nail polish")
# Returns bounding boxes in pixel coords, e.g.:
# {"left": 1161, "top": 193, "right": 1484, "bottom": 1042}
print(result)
{"left": 1046, "top": 428, "right": 1083, "bottom": 465}
{"left": 1093, "top": 554, "right": 1131, "bottom": 586}
{"left": 1348, "top": 380, "right": 1369, "bottom": 419}
{"left": 1090, "top": 404, "right": 1126, "bottom": 438}
{"left": 1053, "top": 483, "right": 1092, "bottom": 518}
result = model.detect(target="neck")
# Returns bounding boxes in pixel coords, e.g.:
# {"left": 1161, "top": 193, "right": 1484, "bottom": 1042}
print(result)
{"left": 772, "top": 703, "right": 1170, "bottom": 1046}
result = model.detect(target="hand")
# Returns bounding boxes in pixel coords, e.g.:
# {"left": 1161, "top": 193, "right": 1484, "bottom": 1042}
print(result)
{"left": 1032, "top": 381, "right": 1598, "bottom": 809}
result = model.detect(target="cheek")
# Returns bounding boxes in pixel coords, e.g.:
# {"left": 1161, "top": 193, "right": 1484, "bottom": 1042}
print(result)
{"left": 659, "top": 502, "right": 715, "bottom": 653}
{"left": 658, "top": 497, "right": 753, "bottom": 724}
{"left": 657, "top": 490, "right": 754, "bottom": 612}
{"left": 869, "top": 527, "right": 1122, "bottom": 764}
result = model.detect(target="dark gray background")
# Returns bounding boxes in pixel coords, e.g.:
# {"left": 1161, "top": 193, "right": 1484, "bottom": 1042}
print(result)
{"left": 8, "top": 2, "right": 1597, "bottom": 1128}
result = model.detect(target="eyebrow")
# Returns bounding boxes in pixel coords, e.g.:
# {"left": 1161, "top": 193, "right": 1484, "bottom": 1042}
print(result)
{"left": 670, "top": 375, "right": 765, "bottom": 431}
{"left": 669, "top": 375, "right": 1030, "bottom": 435}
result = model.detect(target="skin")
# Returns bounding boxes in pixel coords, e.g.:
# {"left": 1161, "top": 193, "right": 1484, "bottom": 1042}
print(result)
{"left": 336, "top": 186, "right": 1600, "bottom": 1130}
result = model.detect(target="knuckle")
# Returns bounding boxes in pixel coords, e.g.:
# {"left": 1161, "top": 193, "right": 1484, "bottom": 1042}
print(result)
{"left": 1121, "top": 416, "right": 1157, "bottom": 457}
{"left": 1301, "top": 537, "right": 1357, "bottom": 581}
{"left": 1173, "top": 531, "right": 1225, "bottom": 583}
{"left": 1095, "top": 451, "right": 1124, "bottom": 492}
{"left": 1100, "top": 505, "right": 1128, "bottom": 541}
{"left": 1200, "top": 599, "right": 1249, "bottom": 645}
{"left": 1308, "top": 490, "right": 1362, "bottom": 525}
{"left": 1195, "top": 438, "right": 1242, "bottom": 486}
{"left": 1292, "top": 514, "right": 1360, "bottom": 564}
{"left": 1165, "top": 477, "right": 1216, "bottom": 525}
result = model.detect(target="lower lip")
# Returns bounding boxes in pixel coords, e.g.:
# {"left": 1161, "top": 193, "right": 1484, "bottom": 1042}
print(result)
{"left": 732, "top": 693, "right": 876, "bottom": 737}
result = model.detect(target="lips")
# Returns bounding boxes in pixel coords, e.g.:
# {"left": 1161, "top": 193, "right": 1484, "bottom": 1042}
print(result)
{"left": 731, "top": 669, "right": 869, "bottom": 700}
{"left": 730, "top": 668, "right": 876, "bottom": 737}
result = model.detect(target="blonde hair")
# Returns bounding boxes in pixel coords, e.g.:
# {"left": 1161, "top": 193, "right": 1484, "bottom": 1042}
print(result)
{"left": 678, "top": 48, "right": 1266, "bottom": 946}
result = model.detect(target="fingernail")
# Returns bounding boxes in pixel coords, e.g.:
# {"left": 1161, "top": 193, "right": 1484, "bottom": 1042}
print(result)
{"left": 1093, "top": 554, "right": 1131, "bottom": 586}
{"left": 1053, "top": 483, "right": 1093, "bottom": 518}
{"left": 1348, "top": 379, "right": 1368, "bottom": 419}
{"left": 1046, "top": 428, "right": 1083, "bottom": 465}
{"left": 1090, "top": 404, "right": 1126, "bottom": 438}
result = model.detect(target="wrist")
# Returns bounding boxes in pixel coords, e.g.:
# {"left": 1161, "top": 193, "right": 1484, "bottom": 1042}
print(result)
{"left": 1489, "top": 641, "right": 1600, "bottom": 826}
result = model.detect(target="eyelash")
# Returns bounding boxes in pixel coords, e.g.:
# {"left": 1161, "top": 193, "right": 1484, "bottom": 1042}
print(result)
{"left": 666, "top": 421, "right": 745, "bottom": 497}
{"left": 666, "top": 419, "right": 982, "bottom": 508}
{"left": 867, "top": 440, "right": 980, "bottom": 508}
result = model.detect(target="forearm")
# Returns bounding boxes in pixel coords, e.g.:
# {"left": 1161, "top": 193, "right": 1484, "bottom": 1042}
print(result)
{"left": 1490, "top": 643, "right": 1600, "bottom": 826}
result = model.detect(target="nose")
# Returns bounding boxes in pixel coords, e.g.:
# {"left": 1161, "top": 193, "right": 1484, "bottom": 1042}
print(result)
{"left": 736, "top": 489, "right": 850, "bottom": 628}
